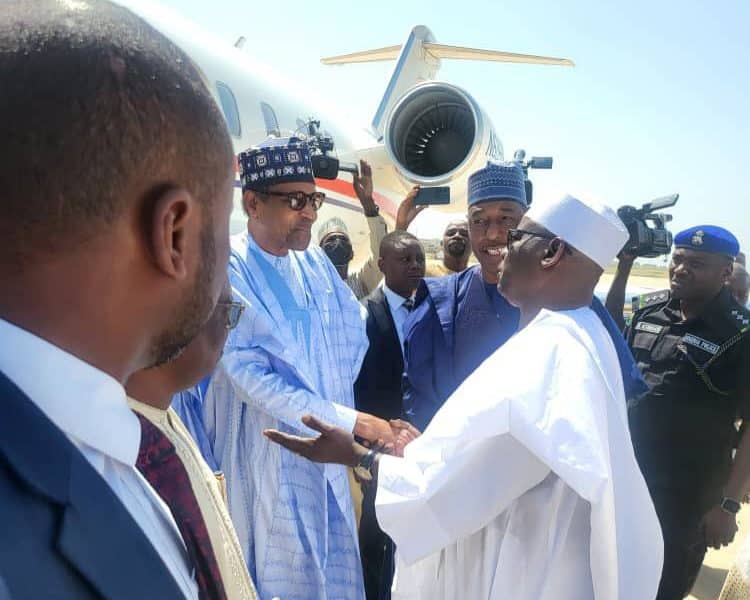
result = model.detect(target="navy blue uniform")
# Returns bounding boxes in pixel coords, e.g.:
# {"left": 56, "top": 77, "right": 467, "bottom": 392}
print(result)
{"left": 627, "top": 287, "right": 750, "bottom": 599}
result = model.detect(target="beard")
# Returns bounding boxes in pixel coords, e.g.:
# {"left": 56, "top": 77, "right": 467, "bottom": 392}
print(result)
{"left": 446, "top": 240, "right": 467, "bottom": 257}
{"left": 148, "top": 222, "right": 217, "bottom": 369}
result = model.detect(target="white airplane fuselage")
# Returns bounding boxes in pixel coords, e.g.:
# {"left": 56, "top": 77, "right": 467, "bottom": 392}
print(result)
{"left": 119, "top": 1, "right": 573, "bottom": 260}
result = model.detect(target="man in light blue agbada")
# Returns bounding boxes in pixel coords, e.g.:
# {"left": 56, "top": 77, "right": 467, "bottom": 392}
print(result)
{"left": 204, "top": 137, "right": 399, "bottom": 600}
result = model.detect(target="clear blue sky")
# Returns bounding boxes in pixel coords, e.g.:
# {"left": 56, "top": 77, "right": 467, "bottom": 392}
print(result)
{"left": 160, "top": 0, "right": 749, "bottom": 257}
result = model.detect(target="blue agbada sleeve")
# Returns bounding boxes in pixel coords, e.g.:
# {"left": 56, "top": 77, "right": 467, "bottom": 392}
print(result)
{"left": 171, "top": 379, "right": 220, "bottom": 472}
{"left": 221, "top": 252, "right": 360, "bottom": 435}
{"left": 589, "top": 296, "right": 648, "bottom": 399}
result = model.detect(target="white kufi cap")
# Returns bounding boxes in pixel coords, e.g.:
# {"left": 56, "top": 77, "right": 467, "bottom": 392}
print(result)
{"left": 525, "top": 194, "right": 628, "bottom": 269}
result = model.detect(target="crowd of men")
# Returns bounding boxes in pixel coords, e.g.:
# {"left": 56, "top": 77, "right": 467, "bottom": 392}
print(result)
{"left": 2, "top": 2, "right": 750, "bottom": 600}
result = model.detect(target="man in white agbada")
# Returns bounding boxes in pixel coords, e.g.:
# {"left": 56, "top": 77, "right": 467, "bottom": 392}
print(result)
{"left": 204, "top": 137, "right": 406, "bottom": 600}
{"left": 265, "top": 194, "right": 664, "bottom": 600}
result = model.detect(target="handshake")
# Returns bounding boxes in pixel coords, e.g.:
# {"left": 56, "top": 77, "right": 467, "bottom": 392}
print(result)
{"left": 352, "top": 412, "right": 421, "bottom": 458}
{"left": 263, "top": 412, "right": 421, "bottom": 471}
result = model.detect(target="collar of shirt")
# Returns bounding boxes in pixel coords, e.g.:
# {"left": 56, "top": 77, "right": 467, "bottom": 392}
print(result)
{"left": 244, "top": 230, "right": 291, "bottom": 271}
{"left": 382, "top": 282, "right": 412, "bottom": 313}
{"left": 663, "top": 286, "right": 732, "bottom": 330}
{"left": 0, "top": 318, "right": 139, "bottom": 466}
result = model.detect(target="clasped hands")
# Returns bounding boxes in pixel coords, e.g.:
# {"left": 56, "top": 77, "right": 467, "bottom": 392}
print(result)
{"left": 263, "top": 412, "right": 421, "bottom": 469}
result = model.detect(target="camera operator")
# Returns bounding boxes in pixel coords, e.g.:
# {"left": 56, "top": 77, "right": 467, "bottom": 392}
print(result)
{"left": 611, "top": 225, "right": 750, "bottom": 600}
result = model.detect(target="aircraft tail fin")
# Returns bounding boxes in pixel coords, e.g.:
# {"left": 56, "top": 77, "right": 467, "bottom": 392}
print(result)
{"left": 321, "top": 26, "right": 573, "bottom": 137}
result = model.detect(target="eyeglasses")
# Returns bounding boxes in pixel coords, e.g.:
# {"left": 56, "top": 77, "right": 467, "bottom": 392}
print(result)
{"left": 261, "top": 190, "right": 325, "bottom": 211}
{"left": 216, "top": 301, "right": 245, "bottom": 330}
{"left": 507, "top": 228, "right": 558, "bottom": 244}
{"left": 507, "top": 229, "right": 572, "bottom": 254}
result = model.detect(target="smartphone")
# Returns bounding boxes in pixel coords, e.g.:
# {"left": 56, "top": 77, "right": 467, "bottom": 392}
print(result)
{"left": 416, "top": 186, "right": 451, "bottom": 206}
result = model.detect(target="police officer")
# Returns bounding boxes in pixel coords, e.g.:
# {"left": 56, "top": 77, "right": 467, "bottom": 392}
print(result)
{"left": 620, "top": 226, "right": 750, "bottom": 599}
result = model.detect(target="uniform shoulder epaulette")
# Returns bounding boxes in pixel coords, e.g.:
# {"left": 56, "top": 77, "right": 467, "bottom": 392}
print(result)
{"left": 633, "top": 289, "right": 670, "bottom": 313}
{"left": 727, "top": 304, "right": 750, "bottom": 332}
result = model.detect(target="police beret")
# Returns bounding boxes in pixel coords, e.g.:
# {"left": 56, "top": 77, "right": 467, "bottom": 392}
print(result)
{"left": 238, "top": 136, "right": 314, "bottom": 192}
{"left": 467, "top": 161, "right": 527, "bottom": 208}
{"left": 674, "top": 225, "right": 739, "bottom": 258}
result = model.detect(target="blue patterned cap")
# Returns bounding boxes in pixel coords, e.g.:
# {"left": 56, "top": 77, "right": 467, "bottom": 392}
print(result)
{"left": 467, "top": 161, "right": 527, "bottom": 208}
{"left": 238, "top": 137, "right": 314, "bottom": 191}
{"left": 674, "top": 225, "right": 739, "bottom": 258}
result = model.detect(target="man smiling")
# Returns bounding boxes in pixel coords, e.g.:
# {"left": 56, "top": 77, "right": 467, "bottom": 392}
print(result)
{"left": 401, "top": 161, "right": 527, "bottom": 430}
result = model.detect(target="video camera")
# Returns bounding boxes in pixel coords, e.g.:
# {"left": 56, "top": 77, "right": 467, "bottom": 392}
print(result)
{"left": 301, "top": 118, "right": 358, "bottom": 179}
{"left": 513, "top": 149, "right": 553, "bottom": 206}
{"left": 617, "top": 194, "right": 679, "bottom": 258}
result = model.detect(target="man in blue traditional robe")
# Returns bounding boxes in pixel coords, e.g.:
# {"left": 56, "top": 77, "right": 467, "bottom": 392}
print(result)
{"left": 203, "top": 137, "right": 400, "bottom": 600}
{"left": 403, "top": 161, "right": 647, "bottom": 432}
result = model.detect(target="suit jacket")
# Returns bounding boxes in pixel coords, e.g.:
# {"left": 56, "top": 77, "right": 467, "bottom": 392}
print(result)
{"left": 354, "top": 287, "right": 405, "bottom": 421}
{"left": 0, "top": 372, "right": 185, "bottom": 600}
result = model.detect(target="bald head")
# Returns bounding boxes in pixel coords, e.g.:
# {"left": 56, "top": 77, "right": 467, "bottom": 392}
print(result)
{"left": 0, "top": 0, "right": 233, "bottom": 262}
{"left": 0, "top": 0, "right": 236, "bottom": 381}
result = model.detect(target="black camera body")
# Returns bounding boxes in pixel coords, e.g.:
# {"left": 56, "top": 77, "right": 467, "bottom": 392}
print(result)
{"left": 617, "top": 194, "right": 679, "bottom": 258}
{"left": 513, "top": 149, "right": 553, "bottom": 206}
{"left": 302, "top": 118, "right": 358, "bottom": 179}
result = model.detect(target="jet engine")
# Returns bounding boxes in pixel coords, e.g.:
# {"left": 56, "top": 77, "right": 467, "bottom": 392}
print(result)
{"left": 384, "top": 81, "right": 502, "bottom": 212}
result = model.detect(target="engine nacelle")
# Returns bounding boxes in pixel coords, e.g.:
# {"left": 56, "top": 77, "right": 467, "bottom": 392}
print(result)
{"left": 384, "top": 81, "right": 502, "bottom": 213}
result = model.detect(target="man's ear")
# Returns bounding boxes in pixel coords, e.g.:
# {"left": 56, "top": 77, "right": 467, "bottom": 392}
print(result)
{"left": 377, "top": 255, "right": 386, "bottom": 274}
{"left": 148, "top": 186, "right": 199, "bottom": 281}
{"left": 541, "top": 238, "right": 566, "bottom": 269}
{"left": 720, "top": 259, "right": 735, "bottom": 284}
{"left": 243, "top": 190, "right": 260, "bottom": 219}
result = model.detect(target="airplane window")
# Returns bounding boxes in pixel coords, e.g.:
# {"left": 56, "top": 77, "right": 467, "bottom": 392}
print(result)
{"left": 216, "top": 82, "right": 241, "bottom": 137}
{"left": 260, "top": 101, "right": 281, "bottom": 137}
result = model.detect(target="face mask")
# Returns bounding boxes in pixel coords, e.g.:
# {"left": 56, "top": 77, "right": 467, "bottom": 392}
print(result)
{"left": 322, "top": 237, "right": 354, "bottom": 266}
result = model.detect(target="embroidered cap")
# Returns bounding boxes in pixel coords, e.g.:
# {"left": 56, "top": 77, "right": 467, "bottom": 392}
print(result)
{"left": 317, "top": 217, "right": 349, "bottom": 243}
{"left": 674, "top": 225, "right": 739, "bottom": 258}
{"left": 467, "top": 161, "right": 527, "bottom": 208}
{"left": 238, "top": 137, "right": 314, "bottom": 192}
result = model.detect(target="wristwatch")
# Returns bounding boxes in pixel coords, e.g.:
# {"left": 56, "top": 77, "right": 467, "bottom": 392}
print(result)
{"left": 363, "top": 202, "right": 379, "bottom": 218}
{"left": 720, "top": 496, "right": 742, "bottom": 515}
{"left": 354, "top": 449, "right": 378, "bottom": 482}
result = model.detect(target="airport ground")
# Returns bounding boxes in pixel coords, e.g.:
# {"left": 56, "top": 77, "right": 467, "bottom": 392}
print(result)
{"left": 688, "top": 509, "right": 748, "bottom": 600}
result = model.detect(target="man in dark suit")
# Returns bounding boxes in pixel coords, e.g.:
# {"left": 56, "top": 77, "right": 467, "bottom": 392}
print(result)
{"left": 0, "top": 1, "right": 234, "bottom": 598}
{"left": 354, "top": 231, "right": 426, "bottom": 600}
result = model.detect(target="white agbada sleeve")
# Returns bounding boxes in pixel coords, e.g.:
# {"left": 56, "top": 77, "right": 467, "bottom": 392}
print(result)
{"left": 377, "top": 427, "right": 551, "bottom": 564}
{"left": 375, "top": 308, "right": 663, "bottom": 600}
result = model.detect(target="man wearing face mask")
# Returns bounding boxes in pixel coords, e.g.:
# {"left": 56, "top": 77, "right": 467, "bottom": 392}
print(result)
{"left": 319, "top": 163, "right": 424, "bottom": 299}
{"left": 319, "top": 161, "right": 386, "bottom": 299}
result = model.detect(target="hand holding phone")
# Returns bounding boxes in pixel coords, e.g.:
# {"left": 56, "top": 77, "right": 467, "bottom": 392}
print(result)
{"left": 415, "top": 186, "right": 451, "bottom": 206}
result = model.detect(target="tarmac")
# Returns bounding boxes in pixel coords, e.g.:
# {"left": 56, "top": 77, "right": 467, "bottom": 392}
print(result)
{"left": 687, "top": 506, "right": 748, "bottom": 599}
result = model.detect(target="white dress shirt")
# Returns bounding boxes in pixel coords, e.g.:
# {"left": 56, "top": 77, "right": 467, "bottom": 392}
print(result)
{"left": 381, "top": 283, "right": 413, "bottom": 356}
{"left": 0, "top": 318, "right": 198, "bottom": 599}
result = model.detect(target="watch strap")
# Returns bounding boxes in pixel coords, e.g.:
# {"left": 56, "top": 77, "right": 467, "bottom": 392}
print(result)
{"left": 720, "top": 496, "right": 741, "bottom": 515}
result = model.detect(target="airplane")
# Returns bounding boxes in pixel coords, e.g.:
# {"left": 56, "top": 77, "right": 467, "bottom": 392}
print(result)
{"left": 120, "top": 0, "right": 574, "bottom": 261}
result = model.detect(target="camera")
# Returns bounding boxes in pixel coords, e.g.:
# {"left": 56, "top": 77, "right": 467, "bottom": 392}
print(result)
{"left": 301, "top": 118, "right": 358, "bottom": 179}
{"left": 617, "top": 194, "right": 679, "bottom": 258}
{"left": 513, "top": 149, "right": 553, "bottom": 206}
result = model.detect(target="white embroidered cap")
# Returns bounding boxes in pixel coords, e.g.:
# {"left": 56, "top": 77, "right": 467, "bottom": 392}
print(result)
{"left": 525, "top": 194, "right": 628, "bottom": 270}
